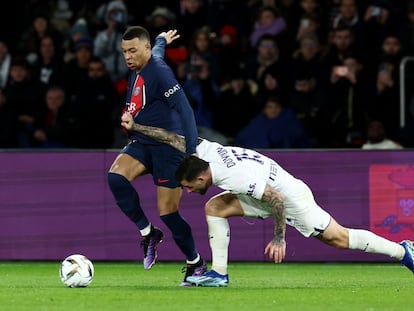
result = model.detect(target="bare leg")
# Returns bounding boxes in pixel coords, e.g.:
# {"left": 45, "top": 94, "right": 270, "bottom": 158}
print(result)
{"left": 316, "top": 217, "right": 405, "bottom": 260}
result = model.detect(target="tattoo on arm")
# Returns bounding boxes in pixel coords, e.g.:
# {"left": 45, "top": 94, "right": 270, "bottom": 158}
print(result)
{"left": 132, "top": 123, "right": 186, "bottom": 153}
{"left": 261, "top": 184, "right": 286, "bottom": 244}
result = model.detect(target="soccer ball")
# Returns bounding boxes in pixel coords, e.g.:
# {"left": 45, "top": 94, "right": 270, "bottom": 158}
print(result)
{"left": 59, "top": 254, "right": 94, "bottom": 288}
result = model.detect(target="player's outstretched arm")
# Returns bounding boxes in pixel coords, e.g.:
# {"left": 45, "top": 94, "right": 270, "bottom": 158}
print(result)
{"left": 157, "top": 29, "right": 180, "bottom": 45}
{"left": 121, "top": 112, "right": 186, "bottom": 153}
{"left": 262, "top": 184, "right": 286, "bottom": 263}
{"left": 152, "top": 29, "right": 180, "bottom": 58}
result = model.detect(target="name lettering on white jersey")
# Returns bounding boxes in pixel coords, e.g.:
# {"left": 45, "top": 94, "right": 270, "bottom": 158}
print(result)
{"left": 216, "top": 146, "right": 236, "bottom": 167}
{"left": 164, "top": 84, "right": 181, "bottom": 97}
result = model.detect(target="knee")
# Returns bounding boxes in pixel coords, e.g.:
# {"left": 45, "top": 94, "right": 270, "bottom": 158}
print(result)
{"left": 158, "top": 202, "right": 179, "bottom": 215}
{"left": 205, "top": 200, "right": 218, "bottom": 216}
{"left": 157, "top": 194, "right": 180, "bottom": 216}
{"left": 107, "top": 172, "right": 126, "bottom": 188}
{"left": 329, "top": 236, "right": 349, "bottom": 249}
{"left": 319, "top": 228, "right": 349, "bottom": 249}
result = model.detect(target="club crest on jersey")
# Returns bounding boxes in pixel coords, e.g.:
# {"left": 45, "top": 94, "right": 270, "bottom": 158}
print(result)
{"left": 134, "top": 86, "right": 141, "bottom": 96}
{"left": 164, "top": 84, "right": 180, "bottom": 97}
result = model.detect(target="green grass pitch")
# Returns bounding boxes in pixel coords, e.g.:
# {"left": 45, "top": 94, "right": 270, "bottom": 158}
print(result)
{"left": 0, "top": 261, "right": 413, "bottom": 311}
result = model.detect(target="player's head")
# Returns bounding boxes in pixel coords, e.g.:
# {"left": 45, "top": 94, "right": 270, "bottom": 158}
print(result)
{"left": 121, "top": 26, "right": 151, "bottom": 71}
{"left": 175, "top": 155, "right": 211, "bottom": 195}
{"left": 122, "top": 26, "right": 150, "bottom": 42}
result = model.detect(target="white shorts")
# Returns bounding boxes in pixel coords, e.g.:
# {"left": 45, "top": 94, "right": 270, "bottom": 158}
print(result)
{"left": 233, "top": 182, "right": 331, "bottom": 237}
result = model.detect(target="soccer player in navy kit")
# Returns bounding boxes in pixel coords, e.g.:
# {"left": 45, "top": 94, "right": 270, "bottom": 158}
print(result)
{"left": 107, "top": 27, "right": 206, "bottom": 286}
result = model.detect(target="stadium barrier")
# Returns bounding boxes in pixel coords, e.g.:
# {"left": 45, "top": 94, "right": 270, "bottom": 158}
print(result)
{"left": 0, "top": 149, "right": 413, "bottom": 262}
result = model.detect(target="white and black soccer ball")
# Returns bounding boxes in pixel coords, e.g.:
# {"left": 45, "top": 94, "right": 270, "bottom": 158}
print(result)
{"left": 59, "top": 254, "right": 94, "bottom": 288}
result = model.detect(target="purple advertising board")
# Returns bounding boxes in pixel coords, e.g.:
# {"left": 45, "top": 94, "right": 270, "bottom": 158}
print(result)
{"left": 0, "top": 149, "right": 413, "bottom": 263}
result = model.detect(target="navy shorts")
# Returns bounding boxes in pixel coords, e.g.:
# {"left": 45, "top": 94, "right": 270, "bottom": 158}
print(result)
{"left": 121, "top": 141, "right": 185, "bottom": 188}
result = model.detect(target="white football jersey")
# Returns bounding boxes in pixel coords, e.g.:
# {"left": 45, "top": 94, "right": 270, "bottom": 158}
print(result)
{"left": 196, "top": 140, "right": 303, "bottom": 201}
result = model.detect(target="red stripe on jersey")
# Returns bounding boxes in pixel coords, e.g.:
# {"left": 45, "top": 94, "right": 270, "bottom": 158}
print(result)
{"left": 128, "top": 75, "right": 145, "bottom": 116}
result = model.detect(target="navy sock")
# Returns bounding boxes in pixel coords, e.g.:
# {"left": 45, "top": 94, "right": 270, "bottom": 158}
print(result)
{"left": 161, "top": 211, "right": 198, "bottom": 261}
{"left": 107, "top": 172, "right": 149, "bottom": 230}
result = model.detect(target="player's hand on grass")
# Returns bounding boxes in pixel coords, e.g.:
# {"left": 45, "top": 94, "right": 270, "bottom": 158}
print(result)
{"left": 264, "top": 239, "right": 286, "bottom": 263}
{"left": 158, "top": 29, "right": 180, "bottom": 45}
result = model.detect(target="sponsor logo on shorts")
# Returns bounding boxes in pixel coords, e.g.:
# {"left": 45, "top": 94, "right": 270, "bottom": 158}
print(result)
{"left": 157, "top": 178, "right": 170, "bottom": 183}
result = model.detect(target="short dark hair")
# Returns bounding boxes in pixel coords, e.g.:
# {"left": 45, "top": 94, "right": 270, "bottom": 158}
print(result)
{"left": 122, "top": 26, "right": 150, "bottom": 41}
{"left": 175, "top": 156, "right": 209, "bottom": 182}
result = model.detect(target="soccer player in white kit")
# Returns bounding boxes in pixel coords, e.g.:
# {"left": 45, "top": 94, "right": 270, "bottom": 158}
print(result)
{"left": 120, "top": 112, "right": 414, "bottom": 287}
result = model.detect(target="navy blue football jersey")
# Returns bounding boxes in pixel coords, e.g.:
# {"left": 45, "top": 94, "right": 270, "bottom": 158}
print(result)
{"left": 125, "top": 37, "right": 198, "bottom": 154}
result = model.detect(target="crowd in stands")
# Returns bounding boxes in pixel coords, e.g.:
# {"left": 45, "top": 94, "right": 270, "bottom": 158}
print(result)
{"left": 0, "top": 0, "right": 414, "bottom": 149}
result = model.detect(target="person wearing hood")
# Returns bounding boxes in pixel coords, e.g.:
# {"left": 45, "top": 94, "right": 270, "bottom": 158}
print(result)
{"left": 93, "top": 0, "right": 129, "bottom": 84}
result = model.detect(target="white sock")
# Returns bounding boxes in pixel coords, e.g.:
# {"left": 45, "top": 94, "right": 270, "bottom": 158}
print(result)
{"left": 348, "top": 229, "right": 405, "bottom": 260}
{"left": 186, "top": 254, "right": 200, "bottom": 265}
{"left": 207, "top": 215, "right": 230, "bottom": 275}
{"left": 140, "top": 224, "right": 152, "bottom": 237}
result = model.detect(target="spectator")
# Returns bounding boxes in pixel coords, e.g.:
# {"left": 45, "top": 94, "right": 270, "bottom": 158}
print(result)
{"left": 331, "top": 0, "right": 362, "bottom": 31}
{"left": 362, "top": 0, "right": 400, "bottom": 63}
{"left": 2, "top": 0, "right": 411, "bottom": 150}
{"left": 17, "top": 12, "right": 64, "bottom": 65}
{"left": 214, "top": 69, "right": 259, "bottom": 140}
{"left": 234, "top": 95, "right": 310, "bottom": 149}
{"left": 182, "top": 57, "right": 227, "bottom": 144}
{"left": 207, "top": 0, "right": 249, "bottom": 40}
{"left": 297, "top": 0, "right": 328, "bottom": 42}
{"left": 145, "top": 6, "right": 177, "bottom": 40}
{"left": 213, "top": 24, "right": 246, "bottom": 85}
{"left": 245, "top": 34, "right": 281, "bottom": 83}
{"left": 187, "top": 26, "right": 221, "bottom": 84}
{"left": 361, "top": 120, "right": 403, "bottom": 149}
{"left": 326, "top": 0, "right": 343, "bottom": 30}
{"left": 248, "top": 0, "right": 279, "bottom": 20}
{"left": 255, "top": 64, "right": 289, "bottom": 108}
{"left": 49, "top": 0, "right": 73, "bottom": 34}
{"left": 32, "top": 86, "right": 75, "bottom": 148}
{"left": 0, "top": 39, "right": 12, "bottom": 89}
{"left": 64, "top": 17, "right": 91, "bottom": 62}
{"left": 176, "top": 0, "right": 208, "bottom": 46}
{"left": 289, "top": 32, "right": 326, "bottom": 146}
{"left": 93, "top": 0, "right": 129, "bottom": 84}
{"left": 318, "top": 55, "right": 369, "bottom": 147}
{"left": 367, "top": 34, "right": 405, "bottom": 141}
{"left": 73, "top": 56, "right": 120, "bottom": 149}
{"left": 31, "top": 35, "right": 65, "bottom": 89}
{"left": 3, "top": 57, "right": 46, "bottom": 147}
{"left": 321, "top": 24, "right": 360, "bottom": 72}
{"left": 399, "top": 1, "right": 414, "bottom": 55}
{"left": 249, "top": 5, "right": 287, "bottom": 49}
{"left": 296, "top": 11, "right": 323, "bottom": 45}
{"left": 256, "top": 0, "right": 302, "bottom": 52}
{"left": 63, "top": 37, "right": 94, "bottom": 105}
{"left": 165, "top": 46, "right": 189, "bottom": 84}
{"left": 0, "top": 87, "right": 17, "bottom": 148}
